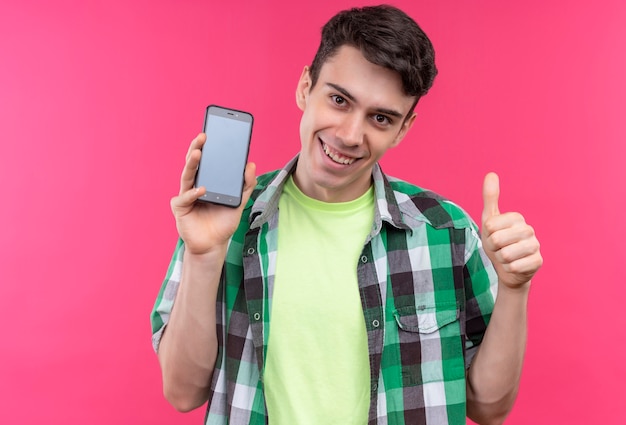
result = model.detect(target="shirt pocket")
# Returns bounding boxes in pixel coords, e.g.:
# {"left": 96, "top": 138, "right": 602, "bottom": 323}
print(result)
{"left": 392, "top": 303, "right": 465, "bottom": 385}
{"left": 393, "top": 304, "right": 459, "bottom": 334}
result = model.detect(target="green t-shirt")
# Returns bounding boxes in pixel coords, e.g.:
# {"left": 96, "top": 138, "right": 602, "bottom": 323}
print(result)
{"left": 264, "top": 177, "right": 375, "bottom": 424}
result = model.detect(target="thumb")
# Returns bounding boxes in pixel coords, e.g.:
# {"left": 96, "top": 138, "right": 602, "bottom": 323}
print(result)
{"left": 482, "top": 172, "right": 500, "bottom": 224}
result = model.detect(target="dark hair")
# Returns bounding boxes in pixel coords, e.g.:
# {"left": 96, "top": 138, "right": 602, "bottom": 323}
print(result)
{"left": 309, "top": 5, "right": 437, "bottom": 102}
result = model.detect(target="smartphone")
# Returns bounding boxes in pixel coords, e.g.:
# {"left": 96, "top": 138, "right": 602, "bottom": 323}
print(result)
{"left": 194, "top": 105, "right": 254, "bottom": 207}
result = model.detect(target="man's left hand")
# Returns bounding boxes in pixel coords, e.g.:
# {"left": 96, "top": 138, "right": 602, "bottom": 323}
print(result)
{"left": 481, "top": 172, "right": 543, "bottom": 289}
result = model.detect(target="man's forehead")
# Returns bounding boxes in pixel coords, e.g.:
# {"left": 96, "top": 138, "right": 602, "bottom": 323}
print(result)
{"left": 316, "top": 47, "right": 416, "bottom": 113}
{"left": 320, "top": 46, "right": 410, "bottom": 88}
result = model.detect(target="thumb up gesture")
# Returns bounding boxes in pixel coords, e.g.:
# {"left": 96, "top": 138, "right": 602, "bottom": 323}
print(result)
{"left": 481, "top": 173, "right": 543, "bottom": 289}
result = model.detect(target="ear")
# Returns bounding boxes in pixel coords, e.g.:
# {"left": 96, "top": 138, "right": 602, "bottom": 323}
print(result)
{"left": 390, "top": 111, "right": 417, "bottom": 148}
{"left": 295, "top": 66, "right": 312, "bottom": 111}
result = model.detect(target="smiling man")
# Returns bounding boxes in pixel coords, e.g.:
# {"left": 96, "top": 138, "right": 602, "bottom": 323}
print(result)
{"left": 293, "top": 45, "right": 417, "bottom": 203}
{"left": 151, "top": 5, "right": 542, "bottom": 425}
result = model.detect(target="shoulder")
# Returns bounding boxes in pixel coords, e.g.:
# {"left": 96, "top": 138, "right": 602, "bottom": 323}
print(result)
{"left": 256, "top": 169, "right": 282, "bottom": 188}
{"left": 235, "top": 168, "right": 283, "bottom": 233}
{"left": 241, "top": 169, "right": 281, "bottom": 208}
{"left": 386, "top": 175, "right": 477, "bottom": 231}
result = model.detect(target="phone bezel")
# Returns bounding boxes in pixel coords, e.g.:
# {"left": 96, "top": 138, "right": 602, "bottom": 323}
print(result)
{"left": 194, "top": 105, "right": 254, "bottom": 208}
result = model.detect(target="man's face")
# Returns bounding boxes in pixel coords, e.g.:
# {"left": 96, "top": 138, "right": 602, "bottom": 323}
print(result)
{"left": 294, "top": 45, "right": 417, "bottom": 203}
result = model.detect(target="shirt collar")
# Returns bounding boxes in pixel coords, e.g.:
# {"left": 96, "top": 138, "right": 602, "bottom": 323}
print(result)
{"left": 249, "top": 154, "right": 409, "bottom": 233}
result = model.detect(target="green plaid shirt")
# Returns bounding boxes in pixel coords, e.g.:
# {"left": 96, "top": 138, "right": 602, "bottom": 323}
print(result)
{"left": 151, "top": 156, "right": 498, "bottom": 425}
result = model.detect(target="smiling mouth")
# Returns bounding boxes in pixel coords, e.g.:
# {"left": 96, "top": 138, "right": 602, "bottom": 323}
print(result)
{"left": 322, "top": 142, "right": 356, "bottom": 165}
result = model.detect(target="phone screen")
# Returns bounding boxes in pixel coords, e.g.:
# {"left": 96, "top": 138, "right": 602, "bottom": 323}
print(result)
{"left": 195, "top": 105, "right": 253, "bottom": 207}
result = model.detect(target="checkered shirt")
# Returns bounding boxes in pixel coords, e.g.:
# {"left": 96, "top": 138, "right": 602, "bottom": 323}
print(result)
{"left": 151, "top": 156, "right": 498, "bottom": 424}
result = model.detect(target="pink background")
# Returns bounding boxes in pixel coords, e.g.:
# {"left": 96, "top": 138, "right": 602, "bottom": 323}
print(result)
{"left": 1, "top": 0, "right": 625, "bottom": 423}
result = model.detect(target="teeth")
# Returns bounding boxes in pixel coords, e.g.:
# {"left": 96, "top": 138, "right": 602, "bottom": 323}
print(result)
{"left": 323, "top": 143, "right": 355, "bottom": 165}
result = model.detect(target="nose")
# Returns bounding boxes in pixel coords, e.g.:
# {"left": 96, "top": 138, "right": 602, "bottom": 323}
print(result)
{"left": 336, "top": 113, "right": 364, "bottom": 146}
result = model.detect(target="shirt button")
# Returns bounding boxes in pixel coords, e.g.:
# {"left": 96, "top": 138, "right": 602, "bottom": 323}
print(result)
{"left": 247, "top": 247, "right": 255, "bottom": 255}
{"left": 360, "top": 255, "right": 368, "bottom": 263}
{"left": 253, "top": 313, "right": 261, "bottom": 321}
{"left": 372, "top": 383, "right": 378, "bottom": 391}
{"left": 372, "top": 319, "right": 380, "bottom": 328}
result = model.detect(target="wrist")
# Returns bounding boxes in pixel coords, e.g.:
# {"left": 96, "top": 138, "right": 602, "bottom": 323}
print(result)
{"left": 183, "top": 244, "right": 228, "bottom": 264}
{"left": 497, "top": 279, "right": 531, "bottom": 297}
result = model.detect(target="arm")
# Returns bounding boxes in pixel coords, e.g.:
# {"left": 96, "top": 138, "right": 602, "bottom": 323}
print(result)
{"left": 466, "top": 173, "right": 543, "bottom": 424}
{"left": 157, "top": 133, "right": 257, "bottom": 412}
{"left": 157, "top": 248, "right": 226, "bottom": 412}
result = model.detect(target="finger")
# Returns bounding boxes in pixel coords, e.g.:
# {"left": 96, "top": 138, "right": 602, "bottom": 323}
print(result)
{"left": 482, "top": 172, "right": 500, "bottom": 224}
{"left": 185, "top": 133, "right": 206, "bottom": 162}
{"left": 240, "top": 162, "right": 258, "bottom": 206}
{"left": 484, "top": 217, "right": 536, "bottom": 250}
{"left": 491, "top": 233, "right": 541, "bottom": 264}
{"left": 243, "top": 162, "right": 257, "bottom": 190}
{"left": 171, "top": 186, "right": 206, "bottom": 214}
{"left": 180, "top": 134, "right": 207, "bottom": 195}
{"left": 491, "top": 250, "right": 543, "bottom": 278}
{"left": 179, "top": 149, "right": 202, "bottom": 195}
{"left": 481, "top": 211, "right": 526, "bottom": 237}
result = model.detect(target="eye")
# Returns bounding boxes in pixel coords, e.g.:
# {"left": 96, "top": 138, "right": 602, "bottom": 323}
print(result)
{"left": 331, "top": 95, "right": 347, "bottom": 106}
{"left": 374, "top": 114, "right": 392, "bottom": 126}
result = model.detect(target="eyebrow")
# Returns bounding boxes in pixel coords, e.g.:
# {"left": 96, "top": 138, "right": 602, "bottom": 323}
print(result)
{"left": 326, "top": 82, "right": 405, "bottom": 119}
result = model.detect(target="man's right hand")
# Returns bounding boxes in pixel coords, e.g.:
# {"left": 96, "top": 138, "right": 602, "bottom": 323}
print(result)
{"left": 170, "top": 133, "right": 257, "bottom": 255}
{"left": 160, "top": 133, "right": 257, "bottom": 411}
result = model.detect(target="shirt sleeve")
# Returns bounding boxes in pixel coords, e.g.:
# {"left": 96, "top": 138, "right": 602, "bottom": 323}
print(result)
{"left": 150, "top": 238, "right": 185, "bottom": 353}
{"left": 462, "top": 225, "right": 498, "bottom": 369}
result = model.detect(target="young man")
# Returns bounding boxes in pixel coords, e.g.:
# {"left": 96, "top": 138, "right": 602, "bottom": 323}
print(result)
{"left": 151, "top": 5, "right": 542, "bottom": 425}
